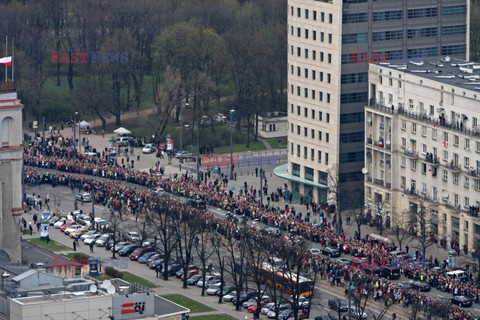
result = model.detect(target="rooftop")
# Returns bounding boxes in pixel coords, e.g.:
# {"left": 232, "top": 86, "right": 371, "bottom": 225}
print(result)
{"left": 375, "top": 56, "right": 480, "bottom": 92}
{"left": 11, "top": 290, "right": 108, "bottom": 305}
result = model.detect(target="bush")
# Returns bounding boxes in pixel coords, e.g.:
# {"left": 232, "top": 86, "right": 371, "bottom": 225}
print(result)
{"left": 68, "top": 252, "right": 91, "bottom": 260}
{"left": 105, "top": 266, "right": 123, "bottom": 278}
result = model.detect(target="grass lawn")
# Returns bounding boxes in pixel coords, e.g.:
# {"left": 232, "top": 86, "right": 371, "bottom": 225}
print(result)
{"left": 63, "top": 252, "right": 91, "bottom": 260}
{"left": 92, "top": 274, "right": 113, "bottom": 281}
{"left": 268, "top": 137, "right": 287, "bottom": 149}
{"left": 215, "top": 141, "right": 266, "bottom": 154}
{"left": 190, "top": 315, "right": 236, "bottom": 320}
{"left": 161, "top": 294, "right": 215, "bottom": 313}
{"left": 28, "top": 238, "right": 72, "bottom": 252}
{"left": 121, "top": 272, "right": 157, "bottom": 288}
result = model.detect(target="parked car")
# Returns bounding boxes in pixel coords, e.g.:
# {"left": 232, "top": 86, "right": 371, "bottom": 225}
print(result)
{"left": 142, "top": 144, "right": 157, "bottom": 154}
{"left": 175, "top": 150, "right": 195, "bottom": 159}
{"left": 309, "top": 248, "right": 321, "bottom": 256}
{"left": 398, "top": 281, "right": 414, "bottom": 289}
{"left": 232, "top": 291, "right": 257, "bottom": 305}
{"left": 60, "top": 220, "right": 77, "bottom": 232}
{"left": 451, "top": 295, "right": 473, "bottom": 307}
{"left": 76, "top": 192, "right": 92, "bottom": 202}
{"left": 125, "top": 231, "right": 141, "bottom": 243}
{"left": 381, "top": 265, "right": 401, "bottom": 280}
{"left": 278, "top": 309, "right": 294, "bottom": 320}
{"left": 321, "top": 247, "right": 341, "bottom": 257}
{"left": 364, "top": 266, "right": 381, "bottom": 276}
{"left": 328, "top": 299, "right": 348, "bottom": 313}
{"left": 222, "top": 291, "right": 237, "bottom": 302}
{"left": 348, "top": 307, "right": 368, "bottom": 320}
{"left": 412, "top": 281, "right": 431, "bottom": 292}
{"left": 264, "top": 227, "right": 281, "bottom": 236}
{"left": 48, "top": 216, "right": 61, "bottom": 226}
{"left": 69, "top": 228, "right": 89, "bottom": 239}
{"left": 81, "top": 230, "right": 97, "bottom": 240}
{"left": 196, "top": 275, "right": 221, "bottom": 288}
{"left": 64, "top": 225, "right": 83, "bottom": 235}
{"left": 187, "top": 198, "right": 206, "bottom": 209}
{"left": 146, "top": 253, "right": 162, "bottom": 265}
{"left": 186, "top": 274, "right": 203, "bottom": 285}
{"left": 95, "top": 233, "right": 112, "bottom": 247}
{"left": 84, "top": 234, "right": 102, "bottom": 245}
{"left": 116, "top": 137, "right": 129, "bottom": 146}
{"left": 112, "top": 241, "right": 131, "bottom": 252}
{"left": 138, "top": 252, "right": 157, "bottom": 264}
{"left": 176, "top": 265, "right": 198, "bottom": 278}
{"left": 130, "top": 247, "right": 156, "bottom": 261}
{"left": 336, "top": 258, "right": 352, "bottom": 266}
{"left": 118, "top": 244, "right": 140, "bottom": 256}
{"left": 148, "top": 258, "right": 164, "bottom": 270}
{"left": 180, "top": 269, "right": 199, "bottom": 281}
{"left": 267, "top": 303, "right": 290, "bottom": 319}
{"left": 217, "top": 285, "right": 235, "bottom": 297}
{"left": 159, "top": 264, "right": 182, "bottom": 277}
{"left": 150, "top": 187, "right": 166, "bottom": 196}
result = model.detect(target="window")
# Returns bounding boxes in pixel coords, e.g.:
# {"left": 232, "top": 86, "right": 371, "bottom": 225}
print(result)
{"left": 311, "top": 129, "right": 315, "bottom": 139}
{"left": 443, "top": 132, "right": 448, "bottom": 142}
{"left": 329, "top": 13, "right": 333, "bottom": 23}
{"left": 312, "top": 70, "right": 316, "bottom": 80}
{"left": 327, "top": 73, "right": 331, "bottom": 83}
{"left": 297, "top": 27, "right": 301, "bottom": 37}
{"left": 313, "top": 11, "right": 317, "bottom": 20}
{"left": 422, "top": 183, "right": 427, "bottom": 193}
{"left": 474, "top": 117, "right": 478, "bottom": 128}
{"left": 432, "top": 186, "right": 438, "bottom": 200}
{"left": 304, "top": 48, "right": 309, "bottom": 59}
{"left": 442, "top": 25, "right": 466, "bottom": 35}
{"left": 432, "top": 129, "right": 437, "bottom": 140}
{"left": 465, "top": 197, "right": 470, "bottom": 207}
{"left": 321, "top": 32, "right": 324, "bottom": 42}
{"left": 401, "top": 156, "right": 406, "bottom": 167}
{"left": 401, "top": 176, "right": 406, "bottom": 187}
{"left": 373, "top": 10, "right": 402, "bottom": 21}
{"left": 318, "top": 151, "right": 322, "bottom": 162}
{"left": 422, "top": 126, "right": 427, "bottom": 136}
{"left": 412, "top": 123, "right": 416, "bottom": 133}
{"left": 443, "top": 150, "right": 448, "bottom": 161}
{"left": 311, "top": 110, "right": 315, "bottom": 119}
{"left": 320, "top": 52, "right": 324, "bottom": 61}
{"left": 290, "top": 143, "right": 294, "bottom": 154}
{"left": 327, "top": 93, "right": 331, "bottom": 103}
{"left": 407, "top": 27, "right": 437, "bottom": 38}
{"left": 340, "top": 113, "right": 364, "bottom": 124}
{"left": 342, "top": 33, "right": 368, "bottom": 44}
{"left": 305, "top": 9, "right": 309, "bottom": 19}
{"left": 401, "top": 121, "right": 407, "bottom": 130}
{"left": 408, "top": 7, "right": 438, "bottom": 19}
{"left": 326, "top": 133, "right": 330, "bottom": 143}
{"left": 401, "top": 137, "right": 406, "bottom": 148}
{"left": 305, "top": 29, "right": 309, "bottom": 39}
{"left": 372, "top": 30, "right": 403, "bottom": 41}
{"left": 325, "top": 152, "right": 329, "bottom": 164}
{"left": 292, "top": 163, "right": 300, "bottom": 176}
{"left": 297, "top": 7, "right": 301, "bottom": 17}
{"left": 442, "top": 5, "right": 466, "bottom": 15}
{"left": 341, "top": 92, "right": 368, "bottom": 104}
{"left": 297, "top": 67, "right": 301, "bottom": 76}
{"left": 465, "top": 176, "right": 470, "bottom": 188}
{"left": 296, "top": 144, "right": 300, "bottom": 156}
{"left": 422, "top": 144, "right": 427, "bottom": 154}
{"left": 453, "top": 135, "right": 459, "bottom": 146}
{"left": 326, "top": 113, "right": 330, "bottom": 123}
{"left": 442, "top": 45, "right": 466, "bottom": 55}
{"left": 305, "top": 68, "right": 309, "bottom": 78}
{"left": 443, "top": 169, "right": 448, "bottom": 181}
{"left": 453, "top": 173, "right": 459, "bottom": 184}
{"left": 311, "top": 89, "right": 315, "bottom": 100}
{"left": 411, "top": 160, "right": 417, "bottom": 171}
{"left": 341, "top": 73, "right": 368, "bottom": 84}
{"left": 304, "top": 146, "right": 307, "bottom": 159}
{"left": 407, "top": 47, "right": 438, "bottom": 57}
{"left": 321, "top": 12, "right": 325, "bottom": 22}
{"left": 318, "top": 131, "right": 322, "bottom": 140}
{"left": 454, "top": 193, "right": 459, "bottom": 207}
{"left": 304, "top": 127, "right": 308, "bottom": 136}
{"left": 477, "top": 141, "right": 480, "bottom": 153}
{"left": 388, "top": 93, "right": 393, "bottom": 104}
{"left": 465, "top": 157, "right": 470, "bottom": 167}
{"left": 340, "top": 132, "right": 363, "bottom": 143}
{"left": 342, "top": 13, "right": 368, "bottom": 24}
{"left": 421, "top": 162, "right": 427, "bottom": 174}
{"left": 310, "top": 149, "right": 314, "bottom": 160}
{"left": 297, "top": 125, "right": 300, "bottom": 134}
{"left": 328, "top": 54, "right": 331, "bottom": 63}
{"left": 319, "top": 111, "right": 323, "bottom": 121}
{"left": 340, "top": 152, "right": 363, "bottom": 163}
{"left": 465, "top": 138, "right": 470, "bottom": 149}
{"left": 304, "top": 88, "right": 308, "bottom": 98}
{"left": 297, "top": 105, "right": 300, "bottom": 115}
{"left": 328, "top": 34, "right": 332, "bottom": 44}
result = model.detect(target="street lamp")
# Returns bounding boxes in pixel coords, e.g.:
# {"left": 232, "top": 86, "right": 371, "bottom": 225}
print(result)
{"left": 74, "top": 111, "right": 79, "bottom": 153}
{"left": 196, "top": 111, "right": 201, "bottom": 182}
{"left": 181, "top": 103, "right": 187, "bottom": 152}
{"left": 229, "top": 109, "right": 236, "bottom": 180}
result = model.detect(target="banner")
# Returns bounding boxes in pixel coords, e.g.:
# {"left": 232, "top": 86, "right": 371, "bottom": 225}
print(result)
{"left": 40, "top": 211, "right": 51, "bottom": 239}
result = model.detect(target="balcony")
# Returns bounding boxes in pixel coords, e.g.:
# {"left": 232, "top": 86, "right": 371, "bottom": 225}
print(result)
{"left": 424, "top": 153, "right": 440, "bottom": 166}
{"left": 365, "top": 175, "right": 372, "bottom": 182}
{"left": 468, "top": 168, "right": 480, "bottom": 177}
{"left": 373, "top": 178, "right": 384, "bottom": 186}
{"left": 385, "top": 182, "right": 392, "bottom": 188}
{"left": 404, "top": 150, "right": 419, "bottom": 159}
{"left": 366, "top": 137, "right": 372, "bottom": 144}
{"left": 448, "top": 162, "right": 461, "bottom": 172}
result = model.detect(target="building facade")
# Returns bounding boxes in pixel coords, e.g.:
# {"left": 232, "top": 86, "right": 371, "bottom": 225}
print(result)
{"left": 0, "top": 81, "right": 23, "bottom": 262}
{"left": 365, "top": 58, "right": 480, "bottom": 252}
{"left": 283, "top": 0, "right": 469, "bottom": 206}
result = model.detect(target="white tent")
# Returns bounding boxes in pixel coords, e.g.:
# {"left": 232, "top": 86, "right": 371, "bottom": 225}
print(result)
{"left": 113, "top": 127, "right": 131, "bottom": 135}
{"left": 79, "top": 120, "right": 91, "bottom": 128}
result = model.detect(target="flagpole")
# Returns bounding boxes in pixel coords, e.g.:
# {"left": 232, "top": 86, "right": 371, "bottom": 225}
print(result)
{"left": 5, "top": 35, "right": 7, "bottom": 82}
{"left": 11, "top": 37, "right": 13, "bottom": 82}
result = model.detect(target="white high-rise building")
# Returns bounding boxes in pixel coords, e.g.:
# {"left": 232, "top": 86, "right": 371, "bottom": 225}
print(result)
{"left": 281, "top": 0, "right": 469, "bottom": 209}
{"left": 365, "top": 57, "right": 480, "bottom": 251}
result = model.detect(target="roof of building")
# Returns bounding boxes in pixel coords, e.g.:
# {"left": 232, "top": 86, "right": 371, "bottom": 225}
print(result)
{"left": 11, "top": 269, "right": 37, "bottom": 282}
{"left": 154, "top": 295, "right": 189, "bottom": 317}
{"left": 11, "top": 290, "right": 108, "bottom": 305}
{"left": 375, "top": 56, "right": 480, "bottom": 92}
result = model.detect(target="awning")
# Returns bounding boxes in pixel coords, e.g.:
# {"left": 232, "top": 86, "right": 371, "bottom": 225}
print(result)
{"left": 273, "top": 164, "right": 328, "bottom": 189}
{"left": 410, "top": 139, "right": 416, "bottom": 143}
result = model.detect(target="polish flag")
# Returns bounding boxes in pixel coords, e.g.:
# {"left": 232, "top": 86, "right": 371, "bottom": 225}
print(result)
{"left": 0, "top": 56, "right": 12, "bottom": 67}
{"left": 443, "top": 140, "right": 448, "bottom": 148}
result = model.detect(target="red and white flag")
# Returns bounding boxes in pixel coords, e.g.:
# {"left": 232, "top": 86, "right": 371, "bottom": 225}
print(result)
{"left": 443, "top": 140, "right": 448, "bottom": 148}
{"left": 0, "top": 56, "right": 12, "bottom": 67}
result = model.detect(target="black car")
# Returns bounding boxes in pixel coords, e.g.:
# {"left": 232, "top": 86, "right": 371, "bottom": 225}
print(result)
{"left": 328, "top": 299, "right": 348, "bottom": 313}
{"left": 187, "top": 198, "right": 206, "bottom": 209}
{"left": 451, "top": 295, "right": 473, "bottom": 307}
{"left": 118, "top": 244, "right": 139, "bottom": 256}
{"left": 48, "top": 216, "right": 61, "bottom": 226}
{"left": 364, "top": 266, "right": 381, "bottom": 276}
{"left": 160, "top": 264, "right": 182, "bottom": 276}
{"left": 321, "top": 247, "right": 340, "bottom": 257}
{"left": 232, "top": 291, "right": 257, "bottom": 305}
{"left": 336, "top": 258, "right": 352, "bottom": 266}
{"left": 217, "top": 285, "right": 235, "bottom": 297}
{"left": 411, "top": 281, "right": 431, "bottom": 292}
{"left": 398, "top": 282, "right": 414, "bottom": 289}
{"left": 381, "top": 265, "right": 401, "bottom": 280}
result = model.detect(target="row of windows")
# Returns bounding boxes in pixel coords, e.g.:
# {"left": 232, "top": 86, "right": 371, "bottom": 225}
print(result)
{"left": 407, "top": 47, "right": 438, "bottom": 57}
{"left": 343, "top": 0, "right": 367, "bottom": 3}
{"left": 442, "top": 45, "right": 466, "bottom": 55}
{"left": 343, "top": 13, "right": 368, "bottom": 24}
{"left": 407, "top": 8, "right": 437, "bottom": 19}
{"left": 290, "top": 26, "right": 332, "bottom": 43}
{"left": 442, "top": 5, "right": 467, "bottom": 16}
{"left": 340, "top": 112, "right": 364, "bottom": 124}
{"left": 340, "top": 132, "right": 363, "bottom": 143}
{"left": 291, "top": 145, "right": 330, "bottom": 164}
{"left": 341, "top": 92, "right": 368, "bottom": 104}
{"left": 341, "top": 72, "right": 368, "bottom": 84}
{"left": 291, "top": 124, "right": 331, "bottom": 142}
{"left": 372, "top": 30, "right": 403, "bottom": 42}
{"left": 373, "top": 10, "right": 403, "bottom": 21}
{"left": 442, "top": 25, "right": 466, "bottom": 36}
{"left": 340, "top": 152, "right": 364, "bottom": 163}
{"left": 407, "top": 27, "right": 437, "bottom": 38}
{"left": 290, "top": 46, "right": 332, "bottom": 63}
{"left": 290, "top": 84, "right": 332, "bottom": 102}
{"left": 340, "top": 172, "right": 364, "bottom": 183}
{"left": 290, "top": 6, "right": 333, "bottom": 23}
{"left": 290, "top": 104, "right": 331, "bottom": 123}
{"left": 342, "top": 33, "right": 368, "bottom": 44}
{"left": 290, "top": 65, "right": 332, "bottom": 83}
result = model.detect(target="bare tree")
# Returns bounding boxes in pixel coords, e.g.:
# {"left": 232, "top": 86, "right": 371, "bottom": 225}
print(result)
{"left": 246, "top": 238, "right": 269, "bottom": 320}
{"left": 211, "top": 233, "right": 227, "bottom": 303}
{"left": 327, "top": 168, "right": 342, "bottom": 235}
{"left": 177, "top": 209, "right": 202, "bottom": 288}
{"left": 104, "top": 207, "right": 123, "bottom": 259}
{"left": 194, "top": 224, "right": 215, "bottom": 296}
{"left": 389, "top": 209, "right": 414, "bottom": 251}
{"left": 411, "top": 197, "right": 437, "bottom": 261}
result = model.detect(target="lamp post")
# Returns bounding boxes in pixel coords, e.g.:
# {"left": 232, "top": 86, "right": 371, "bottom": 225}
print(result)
{"left": 196, "top": 114, "right": 201, "bottom": 182}
{"left": 259, "top": 167, "right": 265, "bottom": 207}
{"left": 74, "top": 111, "right": 79, "bottom": 153}
{"left": 229, "top": 109, "right": 236, "bottom": 180}
{"left": 181, "top": 103, "right": 187, "bottom": 152}
{"left": 42, "top": 116, "right": 45, "bottom": 142}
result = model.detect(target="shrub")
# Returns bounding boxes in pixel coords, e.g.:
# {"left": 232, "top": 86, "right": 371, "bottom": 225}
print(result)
{"left": 105, "top": 266, "right": 123, "bottom": 278}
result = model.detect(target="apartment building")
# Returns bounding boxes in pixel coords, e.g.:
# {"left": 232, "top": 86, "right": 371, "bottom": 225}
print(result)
{"left": 282, "top": 0, "right": 469, "bottom": 207}
{"left": 365, "top": 57, "right": 480, "bottom": 251}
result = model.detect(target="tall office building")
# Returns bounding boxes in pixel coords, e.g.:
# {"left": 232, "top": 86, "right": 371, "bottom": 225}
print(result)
{"left": 280, "top": 0, "right": 469, "bottom": 207}
{"left": 0, "top": 81, "right": 23, "bottom": 262}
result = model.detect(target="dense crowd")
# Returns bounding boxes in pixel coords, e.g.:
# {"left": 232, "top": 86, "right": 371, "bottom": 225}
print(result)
{"left": 23, "top": 136, "right": 480, "bottom": 319}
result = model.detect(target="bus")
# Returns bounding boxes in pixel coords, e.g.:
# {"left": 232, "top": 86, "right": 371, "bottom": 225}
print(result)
{"left": 250, "top": 262, "right": 314, "bottom": 298}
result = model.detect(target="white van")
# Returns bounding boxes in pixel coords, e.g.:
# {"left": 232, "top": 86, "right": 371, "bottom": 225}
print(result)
{"left": 116, "top": 137, "right": 129, "bottom": 146}
{"left": 446, "top": 270, "right": 466, "bottom": 279}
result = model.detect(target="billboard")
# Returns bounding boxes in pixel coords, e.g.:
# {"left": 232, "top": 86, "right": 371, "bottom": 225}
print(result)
{"left": 112, "top": 293, "right": 154, "bottom": 320}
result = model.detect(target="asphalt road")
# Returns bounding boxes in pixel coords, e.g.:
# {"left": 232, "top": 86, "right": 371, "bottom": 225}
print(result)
{"left": 24, "top": 174, "right": 477, "bottom": 319}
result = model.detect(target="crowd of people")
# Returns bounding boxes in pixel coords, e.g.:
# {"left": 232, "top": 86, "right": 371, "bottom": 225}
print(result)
{"left": 22, "top": 135, "right": 480, "bottom": 319}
